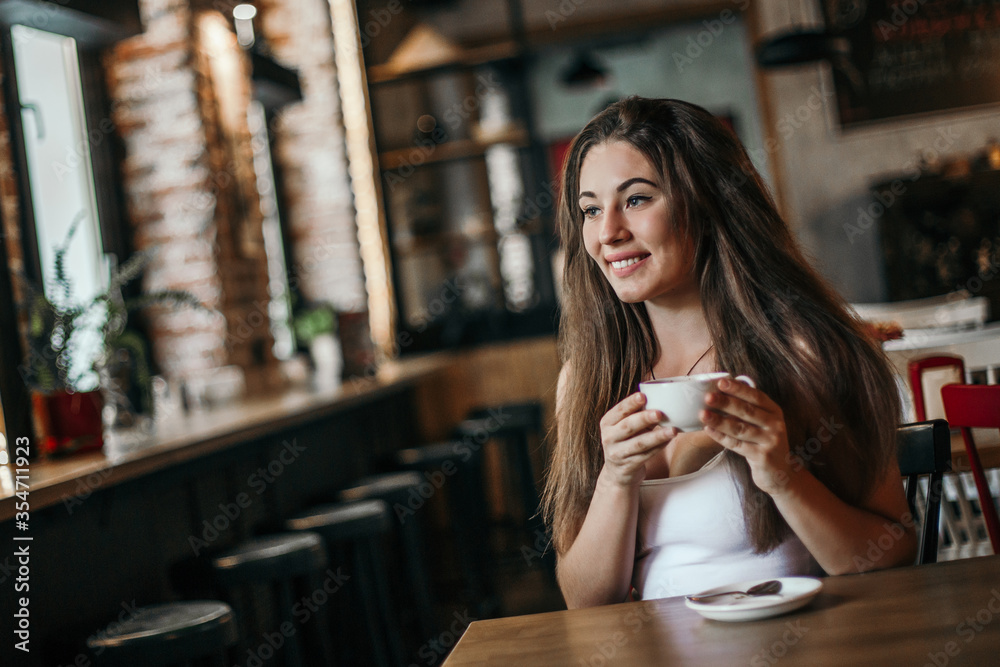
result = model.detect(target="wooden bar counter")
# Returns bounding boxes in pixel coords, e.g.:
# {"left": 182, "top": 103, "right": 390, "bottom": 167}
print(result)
{"left": 0, "top": 354, "right": 450, "bottom": 666}
{"left": 0, "top": 353, "right": 447, "bottom": 522}
{"left": 0, "top": 336, "right": 562, "bottom": 666}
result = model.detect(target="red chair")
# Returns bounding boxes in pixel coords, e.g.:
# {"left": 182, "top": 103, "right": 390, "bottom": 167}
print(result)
{"left": 940, "top": 383, "right": 1000, "bottom": 553}
{"left": 908, "top": 355, "right": 966, "bottom": 421}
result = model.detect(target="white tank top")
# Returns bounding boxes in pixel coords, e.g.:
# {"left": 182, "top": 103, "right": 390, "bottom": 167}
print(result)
{"left": 632, "top": 452, "right": 820, "bottom": 600}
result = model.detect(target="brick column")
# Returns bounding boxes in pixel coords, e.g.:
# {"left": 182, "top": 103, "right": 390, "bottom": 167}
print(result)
{"left": 108, "top": 0, "right": 292, "bottom": 391}
{"left": 258, "top": 0, "right": 368, "bottom": 314}
{"left": 106, "top": 0, "right": 230, "bottom": 381}
{"left": 191, "top": 8, "right": 281, "bottom": 389}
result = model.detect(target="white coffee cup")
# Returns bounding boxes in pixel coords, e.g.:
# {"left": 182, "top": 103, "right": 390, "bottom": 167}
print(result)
{"left": 638, "top": 372, "right": 757, "bottom": 432}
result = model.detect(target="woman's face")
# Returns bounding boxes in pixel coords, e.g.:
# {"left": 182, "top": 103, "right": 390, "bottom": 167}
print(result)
{"left": 578, "top": 141, "right": 697, "bottom": 305}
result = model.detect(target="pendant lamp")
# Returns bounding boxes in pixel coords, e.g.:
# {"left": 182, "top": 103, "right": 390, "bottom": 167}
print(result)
{"left": 756, "top": 29, "right": 850, "bottom": 67}
{"left": 755, "top": 0, "right": 850, "bottom": 68}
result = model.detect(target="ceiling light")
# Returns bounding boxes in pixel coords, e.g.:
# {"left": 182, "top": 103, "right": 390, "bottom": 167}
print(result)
{"left": 233, "top": 4, "right": 257, "bottom": 48}
{"left": 233, "top": 4, "right": 257, "bottom": 21}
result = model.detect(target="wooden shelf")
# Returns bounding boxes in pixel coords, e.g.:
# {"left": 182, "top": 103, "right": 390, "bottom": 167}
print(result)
{"left": 366, "top": 40, "right": 521, "bottom": 85}
{"left": 378, "top": 125, "right": 529, "bottom": 170}
{"left": 393, "top": 225, "right": 499, "bottom": 255}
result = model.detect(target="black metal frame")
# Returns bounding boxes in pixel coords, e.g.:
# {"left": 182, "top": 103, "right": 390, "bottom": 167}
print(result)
{"left": 897, "top": 419, "right": 952, "bottom": 565}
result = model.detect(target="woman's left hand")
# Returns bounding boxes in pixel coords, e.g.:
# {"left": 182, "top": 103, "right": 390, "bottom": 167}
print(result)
{"left": 700, "top": 378, "right": 796, "bottom": 496}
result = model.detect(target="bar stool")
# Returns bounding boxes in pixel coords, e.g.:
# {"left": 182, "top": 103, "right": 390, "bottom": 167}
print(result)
{"left": 338, "top": 471, "right": 437, "bottom": 638}
{"left": 86, "top": 600, "right": 237, "bottom": 666}
{"left": 455, "top": 401, "right": 555, "bottom": 578}
{"left": 285, "top": 499, "right": 404, "bottom": 667}
{"left": 210, "top": 532, "right": 334, "bottom": 667}
{"left": 395, "top": 440, "right": 498, "bottom": 618}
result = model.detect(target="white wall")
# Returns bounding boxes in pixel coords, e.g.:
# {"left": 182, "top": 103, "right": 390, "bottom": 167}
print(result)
{"left": 755, "top": 0, "right": 1000, "bottom": 302}
{"left": 527, "top": 18, "right": 774, "bottom": 188}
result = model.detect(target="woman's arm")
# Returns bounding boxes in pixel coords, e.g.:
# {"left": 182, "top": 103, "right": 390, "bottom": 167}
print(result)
{"left": 553, "top": 365, "right": 677, "bottom": 608}
{"left": 768, "top": 461, "right": 917, "bottom": 574}
{"left": 557, "top": 466, "right": 645, "bottom": 608}
{"left": 701, "top": 377, "right": 917, "bottom": 574}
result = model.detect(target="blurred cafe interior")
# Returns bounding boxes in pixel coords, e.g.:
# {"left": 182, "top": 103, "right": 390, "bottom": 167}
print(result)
{"left": 1, "top": 0, "right": 1000, "bottom": 665}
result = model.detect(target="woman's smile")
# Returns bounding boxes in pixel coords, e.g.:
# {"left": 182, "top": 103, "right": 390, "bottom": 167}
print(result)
{"left": 607, "top": 252, "right": 651, "bottom": 275}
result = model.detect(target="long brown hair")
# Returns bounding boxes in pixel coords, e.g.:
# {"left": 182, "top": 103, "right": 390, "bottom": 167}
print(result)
{"left": 542, "top": 97, "right": 900, "bottom": 556}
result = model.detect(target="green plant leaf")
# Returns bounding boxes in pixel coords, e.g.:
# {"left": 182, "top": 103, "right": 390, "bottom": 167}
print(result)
{"left": 51, "top": 211, "right": 87, "bottom": 305}
{"left": 15, "top": 217, "right": 212, "bottom": 395}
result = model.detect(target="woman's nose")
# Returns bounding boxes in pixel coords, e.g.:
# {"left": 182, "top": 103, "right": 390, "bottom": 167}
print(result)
{"left": 598, "top": 208, "right": 630, "bottom": 245}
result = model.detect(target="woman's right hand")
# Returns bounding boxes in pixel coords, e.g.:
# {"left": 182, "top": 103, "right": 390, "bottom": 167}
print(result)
{"left": 599, "top": 392, "right": 677, "bottom": 488}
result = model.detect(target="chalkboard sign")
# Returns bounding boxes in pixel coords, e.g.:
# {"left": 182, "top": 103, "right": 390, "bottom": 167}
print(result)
{"left": 823, "top": 0, "right": 1000, "bottom": 126}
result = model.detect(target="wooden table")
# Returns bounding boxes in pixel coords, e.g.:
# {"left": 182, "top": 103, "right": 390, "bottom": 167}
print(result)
{"left": 446, "top": 556, "right": 1000, "bottom": 666}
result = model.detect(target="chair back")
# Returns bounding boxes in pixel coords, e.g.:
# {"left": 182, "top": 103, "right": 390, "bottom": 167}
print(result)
{"left": 941, "top": 383, "right": 1000, "bottom": 429}
{"left": 897, "top": 420, "right": 951, "bottom": 564}
{"left": 940, "top": 384, "right": 1000, "bottom": 553}
{"left": 907, "top": 355, "right": 966, "bottom": 421}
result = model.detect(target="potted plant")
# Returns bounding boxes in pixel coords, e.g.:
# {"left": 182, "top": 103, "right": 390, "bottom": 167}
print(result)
{"left": 19, "top": 214, "right": 205, "bottom": 456}
{"left": 292, "top": 300, "right": 341, "bottom": 387}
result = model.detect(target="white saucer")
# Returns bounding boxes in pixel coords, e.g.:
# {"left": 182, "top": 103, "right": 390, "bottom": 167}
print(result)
{"left": 684, "top": 577, "right": 823, "bottom": 622}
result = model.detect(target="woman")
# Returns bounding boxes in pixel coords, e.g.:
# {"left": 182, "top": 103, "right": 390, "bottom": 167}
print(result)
{"left": 541, "top": 97, "right": 917, "bottom": 608}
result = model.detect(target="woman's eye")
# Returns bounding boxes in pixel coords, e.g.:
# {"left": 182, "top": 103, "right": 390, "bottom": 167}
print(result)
{"left": 626, "top": 195, "right": 650, "bottom": 208}
{"left": 582, "top": 206, "right": 599, "bottom": 219}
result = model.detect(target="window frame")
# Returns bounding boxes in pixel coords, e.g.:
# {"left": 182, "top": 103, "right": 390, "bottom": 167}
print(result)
{"left": 0, "top": 23, "right": 129, "bottom": 441}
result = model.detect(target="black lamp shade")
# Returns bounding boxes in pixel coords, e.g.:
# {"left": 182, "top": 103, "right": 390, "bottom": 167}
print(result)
{"left": 560, "top": 53, "right": 609, "bottom": 88}
{"left": 250, "top": 50, "right": 302, "bottom": 110}
{"left": 756, "top": 29, "right": 850, "bottom": 68}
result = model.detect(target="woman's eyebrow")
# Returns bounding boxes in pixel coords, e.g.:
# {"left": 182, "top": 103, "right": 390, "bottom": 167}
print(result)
{"left": 616, "top": 177, "right": 657, "bottom": 192}
{"left": 578, "top": 177, "right": 658, "bottom": 200}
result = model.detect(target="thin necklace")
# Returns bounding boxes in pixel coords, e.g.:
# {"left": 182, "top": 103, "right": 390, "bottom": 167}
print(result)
{"left": 651, "top": 344, "right": 714, "bottom": 380}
